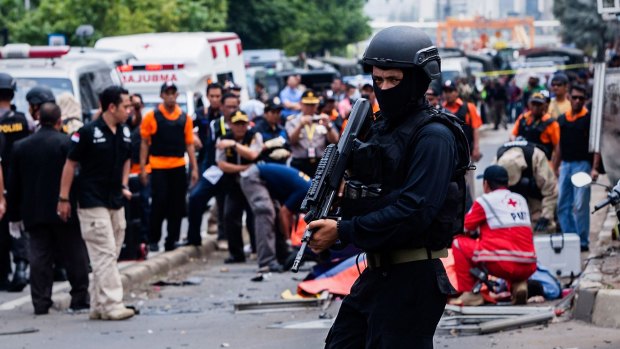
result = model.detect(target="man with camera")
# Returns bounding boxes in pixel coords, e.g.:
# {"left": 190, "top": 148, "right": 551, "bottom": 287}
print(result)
{"left": 286, "top": 90, "right": 339, "bottom": 177}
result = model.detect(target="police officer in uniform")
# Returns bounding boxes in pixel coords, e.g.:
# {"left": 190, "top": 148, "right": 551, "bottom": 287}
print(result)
{"left": 254, "top": 98, "right": 291, "bottom": 163}
{"left": 286, "top": 90, "right": 339, "bottom": 177}
{"left": 0, "top": 73, "right": 31, "bottom": 292}
{"left": 216, "top": 110, "right": 263, "bottom": 264}
{"left": 306, "top": 26, "right": 470, "bottom": 348}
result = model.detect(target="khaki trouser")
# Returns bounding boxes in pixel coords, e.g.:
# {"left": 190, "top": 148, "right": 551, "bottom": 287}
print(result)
{"left": 240, "top": 165, "right": 277, "bottom": 268}
{"left": 78, "top": 207, "right": 126, "bottom": 314}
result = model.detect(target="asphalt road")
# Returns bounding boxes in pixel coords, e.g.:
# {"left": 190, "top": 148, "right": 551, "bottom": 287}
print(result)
{"left": 2, "top": 251, "right": 620, "bottom": 349}
{"left": 2, "top": 126, "right": 620, "bottom": 348}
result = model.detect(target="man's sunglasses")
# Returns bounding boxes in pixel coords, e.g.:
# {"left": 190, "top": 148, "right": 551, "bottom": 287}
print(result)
{"left": 571, "top": 95, "right": 586, "bottom": 101}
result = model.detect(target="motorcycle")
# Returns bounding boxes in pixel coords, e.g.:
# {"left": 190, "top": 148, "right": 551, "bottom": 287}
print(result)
{"left": 571, "top": 172, "right": 620, "bottom": 239}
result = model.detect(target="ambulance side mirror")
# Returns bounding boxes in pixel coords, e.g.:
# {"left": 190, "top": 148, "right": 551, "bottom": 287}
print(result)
{"left": 571, "top": 172, "right": 592, "bottom": 188}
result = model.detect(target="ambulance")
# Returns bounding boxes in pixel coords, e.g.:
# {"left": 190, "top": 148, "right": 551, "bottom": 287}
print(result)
{"left": 0, "top": 44, "right": 121, "bottom": 121}
{"left": 95, "top": 32, "right": 248, "bottom": 115}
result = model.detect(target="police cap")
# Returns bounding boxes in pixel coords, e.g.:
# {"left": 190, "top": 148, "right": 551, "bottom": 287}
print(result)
{"left": 26, "top": 86, "right": 56, "bottom": 106}
{"left": 230, "top": 110, "right": 249, "bottom": 124}
{"left": 264, "top": 96, "right": 283, "bottom": 113}
{"left": 300, "top": 90, "right": 320, "bottom": 104}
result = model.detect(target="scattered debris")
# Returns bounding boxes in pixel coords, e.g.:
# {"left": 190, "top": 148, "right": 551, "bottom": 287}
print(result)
{"left": 281, "top": 289, "right": 304, "bottom": 300}
{"left": 152, "top": 277, "right": 203, "bottom": 287}
{"left": 251, "top": 274, "right": 263, "bottom": 282}
{"left": 267, "top": 319, "right": 334, "bottom": 329}
{"left": 234, "top": 293, "right": 328, "bottom": 313}
{"left": 0, "top": 328, "right": 39, "bottom": 336}
{"left": 439, "top": 305, "right": 555, "bottom": 335}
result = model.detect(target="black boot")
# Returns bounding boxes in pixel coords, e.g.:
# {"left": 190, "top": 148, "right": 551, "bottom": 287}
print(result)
{"left": 7, "top": 261, "right": 28, "bottom": 292}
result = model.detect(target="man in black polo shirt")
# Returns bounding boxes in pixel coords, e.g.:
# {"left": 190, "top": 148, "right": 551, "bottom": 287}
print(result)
{"left": 58, "top": 86, "right": 134, "bottom": 321}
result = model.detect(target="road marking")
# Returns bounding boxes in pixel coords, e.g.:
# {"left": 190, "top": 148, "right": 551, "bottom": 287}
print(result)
{"left": 0, "top": 261, "right": 137, "bottom": 311}
{"left": 0, "top": 281, "right": 70, "bottom": 311}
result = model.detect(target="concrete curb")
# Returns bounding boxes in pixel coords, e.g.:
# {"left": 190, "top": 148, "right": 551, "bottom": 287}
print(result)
{"left": 575, "top": 197, "right": 620, "bottom": 328}
{"left": 120, "top": 236, "right": 218, "bottom": 291}
{"left": 48, "top": 237, "right": 218, "bottom": 311}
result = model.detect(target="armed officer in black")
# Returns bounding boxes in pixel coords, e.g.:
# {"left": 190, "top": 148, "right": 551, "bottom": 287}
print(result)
{"left": 307, "top": 27, "right": 470, "bottom": 348}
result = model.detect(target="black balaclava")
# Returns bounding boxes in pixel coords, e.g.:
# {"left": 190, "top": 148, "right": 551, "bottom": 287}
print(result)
{"left": 373, "top": 67, "right": 430, "bottom": 123}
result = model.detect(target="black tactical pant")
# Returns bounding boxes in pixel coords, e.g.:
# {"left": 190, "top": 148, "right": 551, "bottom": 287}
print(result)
{"left": 29, "top": 223, "right": 89, "bottom": 312}
{"left": 149, "top": 166, "right": 187, "bottom": 250}
{"left": 0, "top": 217, "right": 29, "bottom": 280}
{"left": 325, "top": 259, "right": 452, "bottom": 349}
{"left": 223, "top": 181, "right": 255, "bottom": 261}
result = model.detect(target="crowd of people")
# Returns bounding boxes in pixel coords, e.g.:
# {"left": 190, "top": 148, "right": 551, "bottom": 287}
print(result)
{"left": 0, "top": 50, "right": 604, "bottom": 319}
{"left": 428, "top": 69, "right": 600, "bottom": 306}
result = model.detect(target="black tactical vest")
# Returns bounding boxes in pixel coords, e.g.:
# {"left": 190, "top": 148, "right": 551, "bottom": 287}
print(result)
{"left": 223, "top": 128, "right": 257, "bottom": 165}
{"left": 453, "top": 102, "right": 474, "bottom": 150}
{"left": 150, "top": 109, "right": 186, "bottom": 157}
{"left": 517, "top": 115, "right": 554, "bottom": 160}
{"left": 344, "top": 107, "right": 471, "bottom": 250}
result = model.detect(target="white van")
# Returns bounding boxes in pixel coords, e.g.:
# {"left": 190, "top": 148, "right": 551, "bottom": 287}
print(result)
{"left": 95, "top": 32, "right": 248, "bottom": 115}
{"left": 0, "top": 44, "right": 121, "bottom": 121}
{"left": 67, "top": 47, "right": 136, "bottom": 69}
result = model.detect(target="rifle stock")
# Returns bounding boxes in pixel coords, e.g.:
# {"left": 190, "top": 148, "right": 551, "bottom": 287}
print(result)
{"left": 291, "top": 99, "right": 372, "bottom": 273}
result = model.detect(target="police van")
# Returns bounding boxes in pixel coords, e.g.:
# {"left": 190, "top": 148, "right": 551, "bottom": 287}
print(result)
{"left": 0, "top": 44, "right": 121, "bottom": 121}
{"left": 95, "top": 32, "right": 248, "bottom": 116}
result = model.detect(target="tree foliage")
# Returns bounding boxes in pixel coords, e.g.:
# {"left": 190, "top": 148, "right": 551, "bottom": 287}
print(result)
{"left": 226, "top": 0, "right": 371, "bottom": 55}
{"left": 1, "top": 0, "right": 369, "bottom": 55}
{"left": 0, "top": 0, "right": 227, "bottom": 45}
{"left": 552, "top": 0, "right": 615, "bottom": 59}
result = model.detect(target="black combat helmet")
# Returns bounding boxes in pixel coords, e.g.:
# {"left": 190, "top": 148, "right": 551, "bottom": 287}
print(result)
{"left": 0, "top": 73, "right": 16, "bottom": 92}
{"left": 26, "top": 86, "right": 56, "bottom": 106}
{"left": 362, "top": 26, "right": 441, "bottom": 81}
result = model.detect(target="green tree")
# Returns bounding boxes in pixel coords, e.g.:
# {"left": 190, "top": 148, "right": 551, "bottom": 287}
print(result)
{"left": 1, "top": 0, "right": 227, "bottom": 45}
{"left": 553, "top": 0, "right": 616, "bottom": 60}
{"left": 226, "top": 0, "right": 370, "bottom": 55}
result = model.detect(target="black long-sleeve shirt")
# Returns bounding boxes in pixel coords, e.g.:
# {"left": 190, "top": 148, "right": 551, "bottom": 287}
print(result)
{"left": 338, "top": 122, "right": 457, "bottom": 252}
{"left": 8, "top": 127, "right": 78, "bottom": 228}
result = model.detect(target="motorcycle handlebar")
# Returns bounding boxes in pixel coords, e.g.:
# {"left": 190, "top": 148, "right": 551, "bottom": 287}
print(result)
{"left": 593, "top": 198, "right": 612, "bottom": 213}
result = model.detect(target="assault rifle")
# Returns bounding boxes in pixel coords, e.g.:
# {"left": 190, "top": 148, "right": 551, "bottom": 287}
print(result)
{"left": 291, "top": 99, "right": 373, "bottom": 273}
